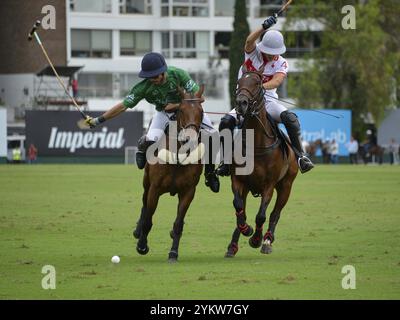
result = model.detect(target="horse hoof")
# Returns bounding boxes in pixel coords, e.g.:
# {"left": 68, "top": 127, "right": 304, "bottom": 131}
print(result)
{"left": 260, "top": 244, "right": 273, "bottom": 254}
{"left": 136, "top": 245, "right": 149, "bottom": 255}
{"left": 168, "top": 250, "right": 178, "bottom": 261}
{"left": 133, "top": 229, "right": 140, "bottom": 239}
{"left": 249, "top": 236, "right": 262, "bottom": 248}
{"left": 168, "top": 257, "right": 178, "bottom": 263}
{"left": 225, "top": 243, "right": 238, "bottom": 258}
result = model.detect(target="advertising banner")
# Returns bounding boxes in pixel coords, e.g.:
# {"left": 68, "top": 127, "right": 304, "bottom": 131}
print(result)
{"left": 296, "top": 109, "right": 352, "bottom": 156}
{"left": 25, "top": 111, "right": 143, "bottom": 156}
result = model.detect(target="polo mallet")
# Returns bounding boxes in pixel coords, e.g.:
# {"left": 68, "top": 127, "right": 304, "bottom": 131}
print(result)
{"left": 274, "top": 0, "right": 293, "bottom": 18}
{"left": 28, "top": 20, "right": 89, "bottom": 121}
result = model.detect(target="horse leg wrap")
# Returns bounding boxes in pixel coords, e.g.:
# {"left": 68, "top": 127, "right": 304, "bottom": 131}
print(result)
{"left": 263, "top": 231, "right": 274, "bottom": 243}
{"left": 236, "top": 210, "right": 253, "bottom": 236}
{"left": 235, "top": 209, "right": 247, "bottom": 227}
{"left": 228, "top": 242, "right": 239, "bottom": 255}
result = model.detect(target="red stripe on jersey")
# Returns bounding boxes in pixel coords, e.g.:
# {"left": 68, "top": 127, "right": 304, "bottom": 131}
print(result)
{"left": 244, "top": 59, "right": 257, "bottom": 72}
{"left": 262, "top": 75, "right": 274, "bottom": 83}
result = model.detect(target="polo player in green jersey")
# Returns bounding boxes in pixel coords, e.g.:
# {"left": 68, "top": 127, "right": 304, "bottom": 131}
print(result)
{"left": 85, "top": 52, "right": 220, "bottom": 193}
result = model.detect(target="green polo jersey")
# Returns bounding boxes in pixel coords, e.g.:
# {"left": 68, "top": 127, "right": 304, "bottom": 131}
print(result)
{"left": 122, "top": 66, "right": 199, "bottom": 112}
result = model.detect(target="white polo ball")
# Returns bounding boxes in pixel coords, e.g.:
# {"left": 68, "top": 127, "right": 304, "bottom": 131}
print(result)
{"left": 111, "top": 255, "right": 120, "bottom": 264}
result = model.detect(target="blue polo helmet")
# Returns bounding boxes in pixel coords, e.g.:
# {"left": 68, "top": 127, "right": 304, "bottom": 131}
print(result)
{"left": 139, "top": 52, "right": 168, "bottom": 78}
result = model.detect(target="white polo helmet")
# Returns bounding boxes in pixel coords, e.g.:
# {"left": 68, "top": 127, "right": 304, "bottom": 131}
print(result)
{"left": 257, "top": 30, "right": 286, "bottom": 55}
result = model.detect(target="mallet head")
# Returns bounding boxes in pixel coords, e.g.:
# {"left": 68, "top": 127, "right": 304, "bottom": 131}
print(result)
{"left": 28, "top": 20, "right": 41, "bottom": 41}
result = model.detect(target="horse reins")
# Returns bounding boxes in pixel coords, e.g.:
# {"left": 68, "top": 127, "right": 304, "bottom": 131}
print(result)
{"left": 176, "top": 98, "right": 204, "bottom": 133}
{"left": 236, "top": 72, "right": 277, "bottom": 141}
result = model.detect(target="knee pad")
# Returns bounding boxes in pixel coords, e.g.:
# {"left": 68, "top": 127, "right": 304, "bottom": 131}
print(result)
{"left": 219, "top": 114, "right": 236, "bottom": 132}
{"left": 280, "top": 111, "right": 300, "bottom": 133}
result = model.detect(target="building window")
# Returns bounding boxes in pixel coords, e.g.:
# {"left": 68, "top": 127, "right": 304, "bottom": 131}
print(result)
{"left": 119, "top": 0, "right": 152, "bottom": 14}
{"left": 161, "top": 0, "right": 209, "bottom": 17}
{"left": 283, "top": 31, "right": 322, "bottom": 58}
{"left": 215, "top": 0, "right": 249, "bottom": 17}
{"left": 162, "top": 31, "right": 209, "bottom": 59}
{"left": 119, "top": 73, "right": 141, "bottom": 97}
{"left": 190, "top": 72, "right": 224, "bottom": 99}
{"left": 215, "top": 32, "right": 231, "bottom": 59}
{"left": 70, "top": 0, "right": 112, "bottom": 13}
{"left": 71, "top": 30, "right": 112, "bottom": 58}
{"left": 120, "top": 31, "right": 152, "bottom": 56}
{"left": 77, "top": 73, "right": 113, "bottom": 98}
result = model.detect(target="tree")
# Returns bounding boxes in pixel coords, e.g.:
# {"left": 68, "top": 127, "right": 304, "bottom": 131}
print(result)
{"left": 228, "top": 0, "right": 250, "bottom": 109}
{"left": 285, "top": 0, "right": 399, "bottom": 136}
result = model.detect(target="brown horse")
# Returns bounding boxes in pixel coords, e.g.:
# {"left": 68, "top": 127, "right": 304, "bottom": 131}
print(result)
{"left": 359, "top": 143, "right": 384, "bottom": 164}
{"left": 306, "top": 139, "right": 330, "bottom": 163}
{"left": 225, "top": 65, "right": 298, "bottom": 257}
{"left": 133, "top": 86, "right": 205, "bottom": 262}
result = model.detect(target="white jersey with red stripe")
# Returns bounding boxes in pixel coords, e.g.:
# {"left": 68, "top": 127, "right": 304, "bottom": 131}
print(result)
{"left": 238, "top": 46, "right": 289, "bottom": 101}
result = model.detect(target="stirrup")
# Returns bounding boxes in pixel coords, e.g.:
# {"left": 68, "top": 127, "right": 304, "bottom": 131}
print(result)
{"left": 216, "top": 163, "right": 230, "bottom": 176}
{"left": 298, "top": 156, "right": 314, "bottom": 174}
{"left": 205, "top": 172, "right": 220, "bottom": 193}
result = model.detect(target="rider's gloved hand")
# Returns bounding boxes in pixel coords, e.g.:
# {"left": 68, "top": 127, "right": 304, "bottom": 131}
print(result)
{"left": 262, "top": 15, "right": 277, "bottom": 30}
{"left": 85, "top": 116, "right": 98, "bottom": 128}
{"left": 85, "top": 116, "right": 105, "bottom": 128}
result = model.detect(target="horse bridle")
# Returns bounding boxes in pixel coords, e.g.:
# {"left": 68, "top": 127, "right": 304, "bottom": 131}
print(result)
{"left": 176, "top": 98, "right": 204, "bottom": 133}
{"left": 235, "top": 71, "right": 265, "bottom": 116}
{"left": 236, "top": 71, "right": 276, "bottom": 140}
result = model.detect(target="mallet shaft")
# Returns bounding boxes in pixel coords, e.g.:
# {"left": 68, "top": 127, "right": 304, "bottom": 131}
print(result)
{"left": 275, "top": 0, "right": 293, "bottom": 17}
{"left": 30, "top": 30, "right": 88, "bottom": 120}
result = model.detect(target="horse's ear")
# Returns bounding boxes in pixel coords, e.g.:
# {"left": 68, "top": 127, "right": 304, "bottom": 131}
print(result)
{"left": 196, "top": 84, "right": 205, "bottom": 98}
{"left": 177, "top": 86, "right": 185, "bottom": 99}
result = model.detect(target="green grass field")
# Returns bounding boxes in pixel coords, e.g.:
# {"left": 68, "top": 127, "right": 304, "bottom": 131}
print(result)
{"left": 0, "top": 164, "right": 399, "bottom": 300}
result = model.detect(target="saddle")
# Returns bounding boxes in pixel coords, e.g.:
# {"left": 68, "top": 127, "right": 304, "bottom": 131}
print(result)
{"left": 237, "top": 113, "right": 289, "bottom": 160}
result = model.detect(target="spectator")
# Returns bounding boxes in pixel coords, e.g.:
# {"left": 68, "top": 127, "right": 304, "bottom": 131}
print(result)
{"left": 70, "top": 76, "right": 78, "bottom": 98}
{"left": 12, "top": 148, "right": 22, "bottom": 163}
{"left": 388, "top": 138, "right": 399, "bottom": 165}
{"left": 346, "top": 136, "right": 359, "bottom": 164}
{"left": 28, "top": 144, "right": 38, "bottom": 164}
{"left": 330, "top": 139, "right": 339, "bottom": 164}
{"left": 323, "top": 139, "right": 332, "bottom": 164}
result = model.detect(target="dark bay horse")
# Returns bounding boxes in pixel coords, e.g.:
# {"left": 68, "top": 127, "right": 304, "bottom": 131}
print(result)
{"left": 306, "top": 139, "right": 330, "bottom": 163}
{"left": 225, "top": 65, "right": 298, "bottom": 257}
{"left": 359, "top": 143, "right": 384, "bottom": 164}
{"left": 133, "top": 86, "right": 205, "bottom": 262}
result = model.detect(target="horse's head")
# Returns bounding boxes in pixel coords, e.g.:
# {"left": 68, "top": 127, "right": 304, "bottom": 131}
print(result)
{"left": 235, "top": 63, "right": 265, "bottom": 116}
{"left": 174, "top": 85, "right": 204, "bottom": 142}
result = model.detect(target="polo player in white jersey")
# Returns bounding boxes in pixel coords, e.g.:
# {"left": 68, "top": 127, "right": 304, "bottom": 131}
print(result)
{"left": 217, "top": 15, "right": 314, "bottom": 175}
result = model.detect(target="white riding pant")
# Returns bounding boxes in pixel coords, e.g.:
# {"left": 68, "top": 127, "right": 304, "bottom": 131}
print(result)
{"left": 228, "top": 99, "right": 287, "bottom": 123}
{"left": 146, "top": 111, "right": 216, "bottom": 141}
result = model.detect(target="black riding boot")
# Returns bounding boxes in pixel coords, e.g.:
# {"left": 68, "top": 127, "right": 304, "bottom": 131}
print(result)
{"left": 216, "top": 114, "right": 236, "bottom": 177}
{"left": 135, "top": 136, "right": 155, "bottom": 170}
{"left": 205, "top": 164, "right": 220, "bottom": 193}
{"left": 280, "top": 111, "right": 314, "bottom": 174}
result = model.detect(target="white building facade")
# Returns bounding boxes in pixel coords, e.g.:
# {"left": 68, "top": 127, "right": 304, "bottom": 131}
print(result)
{"left": 67, "top": 0, "right": 322, "bottom": 126}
